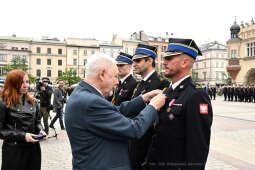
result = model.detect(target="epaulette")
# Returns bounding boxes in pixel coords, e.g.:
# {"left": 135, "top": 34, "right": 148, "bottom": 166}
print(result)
{"left": 195, "top": 84, "right": 202, "bottom": 89}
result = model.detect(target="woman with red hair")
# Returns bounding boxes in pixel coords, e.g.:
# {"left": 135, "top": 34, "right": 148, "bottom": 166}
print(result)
{"left": 0, "top": 69, "right": 47, "bottom": 170}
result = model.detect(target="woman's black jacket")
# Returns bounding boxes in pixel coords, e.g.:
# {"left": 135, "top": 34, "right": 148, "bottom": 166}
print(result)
{"left": 0, "top": 98, "right": 43, "bottom": 142}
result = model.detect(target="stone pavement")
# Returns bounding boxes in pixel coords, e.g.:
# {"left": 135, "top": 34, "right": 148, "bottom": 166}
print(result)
{"left": 206, "top": 96, "right": 255, "bottom": 170}
{"left": 0, "top": 96, "right": 255, "bottom": 169}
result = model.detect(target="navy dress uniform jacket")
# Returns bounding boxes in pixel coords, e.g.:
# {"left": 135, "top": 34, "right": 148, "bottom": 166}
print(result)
{"left": 64, "top": 80, "right": 158, "bottom": 170}
{"left": 113, "top": 75, "right": 137, "bottom": 106}
{"left": 147, "top": 77, "right": 213, "bottom": 170}
{"left": 132, "top": 71, "right": 169, "bottom": 98}
{"left": 130, "top": 71, "right": 169, "bottom": 170}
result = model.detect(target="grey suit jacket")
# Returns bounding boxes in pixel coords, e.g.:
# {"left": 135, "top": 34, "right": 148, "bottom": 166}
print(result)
{"left": 53, "top": 87, "right": 65, "bottom": 109}
{"left": 65, "top": 80, "right": 158, "bottom": 170}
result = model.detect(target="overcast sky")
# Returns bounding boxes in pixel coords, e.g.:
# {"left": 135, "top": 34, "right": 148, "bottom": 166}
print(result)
{"left": 1, "top": 0, "right": 254, "bottom": 45}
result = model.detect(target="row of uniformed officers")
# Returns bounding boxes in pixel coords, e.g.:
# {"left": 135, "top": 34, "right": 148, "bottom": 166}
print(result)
{"left": 221, "top": 85, "right": 255, "bottom": 102}
{"left": 109, "top": 38, "right": 213, "bottom": 170}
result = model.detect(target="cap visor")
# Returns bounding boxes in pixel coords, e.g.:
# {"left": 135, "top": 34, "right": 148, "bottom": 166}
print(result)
{"left": 132, "top": 54, "right": 149, "bottom": 60}
{"left": 163, "top": 51, "right": 183, "bottom": 58}
{"left": 116, "top": 60, "right": 129, "bottom": 64}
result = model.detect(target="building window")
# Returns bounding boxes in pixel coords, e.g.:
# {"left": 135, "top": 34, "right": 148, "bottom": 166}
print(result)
{"left": 196, "top": 63, "right": 198, "bottom": 69}
{"left": 36, "top": 47, "right": 41, "bottom": 54}
{"left": 203, "top": 72, "right": 207, "bottom": 80}
{"left": 216, "top": 62, "right": 219, "bottom": 68}
{"left": 91, "top": 50, "right": 95, "bottom": 55}
{"left": 47, "top": 59, "right": 51, "bottom": 65}
{"left": 47, "top": 70, "right": 51, "bottom": 77}
{"left": 22, "top": 55, "right": 27, "bottom": 60}
{"left": 253, "top": 42, "right": 255, "bottom": 56}
{"left": 231, "top": 49, "right": 237, "bottom": 58}
{"left": 203, "top": 62, "right": 206, "bottom": 68}
{"left": 73, "top": 49, "right": 77, "bottom": 55}
{"left": 0, "top": 54, "right": 5, "bottom": 61}
{"left": 221, "top": 62, "right": 224, "bottom": 68}
{"left": 73, "top": 58, "right": 77, "bottom": 66}
{"left": 36, "top": 69, "right": 41, "bottom": 77}
{"left": 58, "top": 49, "right": 62, "bottom": 55}
{"left": 84, "top": 50, "right": 87, "bottom": 55}
{"left": 125, "top": 48, "right": 128, "bottom": 53}
{"left": 216, "top": 54, "right": 219, "bottom": 58}
{"left": 83, "top": 70, "right": 86, "bottom": 78}
{"left": 216, "top": 72, "right": 219, "bottom": 80}
{"left": 47, "top": 48, "right": 51, "bottom": 54}
{"left": 84, "top": 59, "right": 87, "bottom": 66}
{"left": 36, "top": 58, "right": 41, "bottom": 65}
{"left": 58, "top": 59, "right": 62, "bottom": 66}
{"left": 58, "top": 70, "right": 62, "bottom": 77}
{"left": 221, "top": 72, "right": 225, "bottom": 80}
{"left": 0, "top": 66, "right": 4, "bottom": 75}
{"left": 246, "top": 42, "right": 255, "bottom": 57}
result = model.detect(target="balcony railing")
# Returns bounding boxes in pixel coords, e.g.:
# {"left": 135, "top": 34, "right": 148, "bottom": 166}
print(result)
{"left": 228, "top": 58, "right": 240, "bottom": 66}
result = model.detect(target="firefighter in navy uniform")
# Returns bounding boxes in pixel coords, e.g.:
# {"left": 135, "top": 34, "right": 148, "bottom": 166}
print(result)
{"left": 129, "top": 44, "right": 169, "bottom": 170}
{"left": 147, "top": 38, "right": 213, "bottom": 170}
{"left": 111, "top": 52, "right": 137, "bottom": 106}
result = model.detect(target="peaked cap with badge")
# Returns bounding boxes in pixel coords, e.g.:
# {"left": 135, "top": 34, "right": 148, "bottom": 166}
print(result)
{"left": 164, "top": 38, "right": 202, "bottom": 59}
{"left": 116, "top": 52, "right": 133, "bottom": 65}
{"left": 132, "top": 44, "right": 157, "bottom": 60}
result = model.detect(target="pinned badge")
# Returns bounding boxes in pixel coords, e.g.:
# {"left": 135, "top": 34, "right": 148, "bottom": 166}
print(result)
{"left": 180, "top": 85, "right": 184, "bottom": 89}
{"left": 169, "top": 99, "right": 176, "bottom": 106}
{"left": 169, "top": 113, "right": 175, "bottom": 120}
{"left": 148, "top": 80, "right": 151, "bottom": 83}
{"left": 142, "top": 89, "right": 147, "bottom": 94}
{"left": 167, "top": 107, "right": 171, "bottom": 112}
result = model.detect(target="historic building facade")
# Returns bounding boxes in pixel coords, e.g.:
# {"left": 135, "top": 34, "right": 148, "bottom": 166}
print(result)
{"left": 226, "top": 18, "right": 255, "bottom": 85}
{"left": 0, "top": 35, "right": 31, "bottom": 77}
{"left": 99, "top": 41, "right": 122, "bottom": 58}
{"left": 30, "top": 37, "right": 66, "bottom": 81}
{"left": 193, "top": 41, "right": 228, "bottom": 85}
{"left": 66, "top": 38, "right": 100, "bottom": 78}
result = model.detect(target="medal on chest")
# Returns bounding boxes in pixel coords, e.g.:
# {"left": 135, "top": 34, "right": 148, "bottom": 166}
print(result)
{"left": 167, "top": 99, "right": 176, "bottom": 120}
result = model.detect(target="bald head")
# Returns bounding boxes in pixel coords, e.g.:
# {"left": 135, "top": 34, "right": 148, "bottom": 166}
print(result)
{"left": 179, "top": 54, "right": 195, "bottom": 69}
{"left": 85, "top": 54, "right": 119, "bottom": 97}
{"left": 85, "top": 54, "right": 116, "bottom": 79}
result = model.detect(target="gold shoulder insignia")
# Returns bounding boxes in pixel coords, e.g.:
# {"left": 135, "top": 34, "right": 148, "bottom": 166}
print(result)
{"left": 180, "top": 85, "right": 184, "bottom": 89}
{"left": 196, "top": 84, "right": 202, "bottom": 88}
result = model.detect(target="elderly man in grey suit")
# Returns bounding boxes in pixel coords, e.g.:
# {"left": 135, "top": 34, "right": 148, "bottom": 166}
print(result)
{"left": 65, "top": 54, "right": 166, "bottom": 170}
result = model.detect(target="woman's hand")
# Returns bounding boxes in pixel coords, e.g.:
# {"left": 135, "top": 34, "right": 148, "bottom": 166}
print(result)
{"left": 39, "top": 130, "right": 48, "bottom": 141}
{"left": 25, "top": 133, "right": 39, "bottom": 143}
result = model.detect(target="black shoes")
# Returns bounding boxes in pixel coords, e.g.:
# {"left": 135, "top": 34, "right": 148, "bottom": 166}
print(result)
{"left": 49, "top": 125, "right": 55, "bottom": 129}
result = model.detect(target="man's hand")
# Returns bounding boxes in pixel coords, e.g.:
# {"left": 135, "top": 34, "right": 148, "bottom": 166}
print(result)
{"left": 142, "top": 89, "right": 162, "bottom": 103}
{"left": 149, "top": 93, "right": 166, "bottom": 111}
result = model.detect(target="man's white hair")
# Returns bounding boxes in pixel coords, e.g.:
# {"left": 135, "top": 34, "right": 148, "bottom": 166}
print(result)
{"left": 85, "top": 53, "right": 116, "bottom": 78}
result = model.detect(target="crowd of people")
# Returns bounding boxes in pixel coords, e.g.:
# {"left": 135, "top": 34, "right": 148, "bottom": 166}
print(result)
{"left": 220, "top": 85, "right": 255, "bottom": 102}
{"left": 1, "top": 38, "right": 213, "bottom": 170}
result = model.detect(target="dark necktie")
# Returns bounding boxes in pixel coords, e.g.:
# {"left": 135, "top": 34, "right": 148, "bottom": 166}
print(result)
{"left": 164, "top": 85, "right": 173, "bottom": 96}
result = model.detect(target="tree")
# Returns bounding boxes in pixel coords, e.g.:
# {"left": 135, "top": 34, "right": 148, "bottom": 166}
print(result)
{"left": 3, "top": 56, "right": 28, "bottom": 73}
{"left": 2, "top": 56, "right": 36, "bottom": 83}
{"left": 56, "top": 69, "right": 82, "bottom": 86}
{"left": 191, "top": 70, "right": 199, "bottom": 82}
